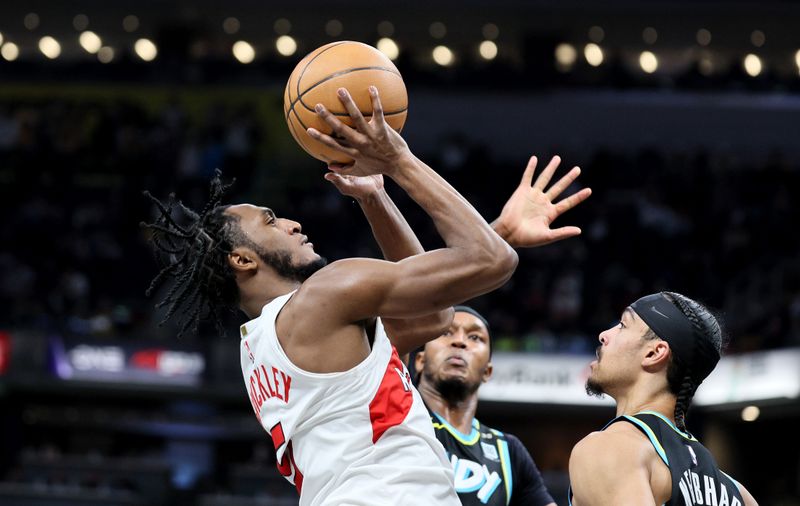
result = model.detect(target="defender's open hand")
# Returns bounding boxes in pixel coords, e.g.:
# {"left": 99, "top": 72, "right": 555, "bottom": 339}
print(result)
{"left": 494, "top": 155, "right": 592, "bottom": 248}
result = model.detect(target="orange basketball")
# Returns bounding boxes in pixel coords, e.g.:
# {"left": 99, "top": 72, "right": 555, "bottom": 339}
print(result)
{"left": 284, "top": 41, "right": 408, "bottom": 164}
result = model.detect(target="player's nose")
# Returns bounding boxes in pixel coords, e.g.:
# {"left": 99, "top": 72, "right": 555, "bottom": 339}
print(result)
{"left": 449, "top": 330, "right": 467, "bottom": 348}
{"left": 282, "top": 219, "right": 302, "bottom": 234}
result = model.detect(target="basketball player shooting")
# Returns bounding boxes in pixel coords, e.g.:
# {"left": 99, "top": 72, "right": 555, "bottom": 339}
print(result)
{"left": 569, "top": 292, "right": 759, "bottom": 506}
{"left": 325, "top": 152, "right": 589, "bottom": 506}
{"left": 142, "top": 86, "right": 517, "bottom": 506}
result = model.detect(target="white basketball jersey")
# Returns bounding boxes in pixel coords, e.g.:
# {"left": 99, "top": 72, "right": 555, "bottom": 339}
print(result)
{"left": 239, "top": 291, "right": 459, "bottom": 506}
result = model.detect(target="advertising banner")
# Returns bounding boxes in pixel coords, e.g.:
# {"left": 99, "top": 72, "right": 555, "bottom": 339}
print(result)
{"left": 479, "top": 349, "right": 800, "bottom": 407}
{"left": 49, "top": 337, "right": 206, "bottom": 386}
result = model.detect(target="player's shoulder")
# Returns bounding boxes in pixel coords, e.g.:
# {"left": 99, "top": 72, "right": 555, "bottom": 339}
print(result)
{"left": 571, "top": 425, "right": 651, "bottom": 471}
{"left": 480, "top": 423, "right": 516, "bottom": 446}
{"left": 289, "top": 258, "right": 375, "bottom": 305}
{"left": 275, "top": 259, "right": 380, "bottom": 336}
{"left": 298, "top": 258, "right": 388, "bottom": 295}
{"left": 476, "top": 422, "right": 532, "bottom": 458}
{"left": 487, "top": 428, "right": 531, "bottom": 462}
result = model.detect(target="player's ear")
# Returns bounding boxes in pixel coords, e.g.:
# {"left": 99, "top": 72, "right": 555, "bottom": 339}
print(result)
{"left": 642, "top": 340, "right": 670, "bottom": 370}
{"left": 414, "top": 349, "right": 426, "bottom": 374}
{"left": 482, "top": 361, "right": 493, "bottom": 383}
{"left": 228, "top": 247, "right": 258, "bottom": 273}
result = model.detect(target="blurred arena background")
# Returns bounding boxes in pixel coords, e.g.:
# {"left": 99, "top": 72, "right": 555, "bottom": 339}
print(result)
{"left": 1, "top": 0, "right": 799, "bottom": 504}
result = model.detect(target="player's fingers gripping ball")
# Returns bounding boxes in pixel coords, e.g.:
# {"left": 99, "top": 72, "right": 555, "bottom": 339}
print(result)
{"left": 284, "top": 41, "right": 408, "bottom": 164}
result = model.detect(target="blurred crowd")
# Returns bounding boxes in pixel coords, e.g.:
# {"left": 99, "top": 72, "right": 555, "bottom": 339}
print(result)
{"left": 1, "top": 96, "right": 799, "bottom": 355}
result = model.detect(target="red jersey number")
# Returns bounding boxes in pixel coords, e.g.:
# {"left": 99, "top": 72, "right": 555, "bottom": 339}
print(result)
{"left": 270, "top": 422, "right": 304, "bottom": 494}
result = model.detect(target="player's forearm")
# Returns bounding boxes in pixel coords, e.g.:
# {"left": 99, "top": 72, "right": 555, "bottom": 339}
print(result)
{"left": 359, "top": 189, "right": 454, "bottom": 352}
{"left": 389, "top": 153, "right": 517, "bottom": 276}
{"left": 358, "top": 189, "right": 424, "bottom": 261}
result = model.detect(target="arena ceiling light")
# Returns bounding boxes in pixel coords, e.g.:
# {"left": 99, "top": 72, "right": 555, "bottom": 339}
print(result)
{"left": 588, "top": 26, "right": 604, "bottom": 43}
{"left": 432, "top": 45, "right": 454, "bottom": 66}
{"left": 376, "top": 37, "right": 399, "bottom": 61}
{"left": 275, "top": 35, "right": 297, "bottom": 57}
{"left": 73, "top": 14, "right": 89, "bottom": 31}
{"left": 741, "top": 405, "right": 760, "bottom": 422}
{"left": 1, "top": 42, "right": 19, "bottom": 61}
{"left": 743, "top": 53, "right": 762, "bottom": 77}
{"left": 482, "top": 23, "right": 499, "bottom": 40}
{"left": 79, "top": 31, "right": 102, "bottom": 54}
{"left": 98, "top": 46, "right": 114, "bottom": 64}
{"left": 794, "top": 49, "right": 800, "bottom": 69}
{"left": 39, "top": 36, "right": 61, "bottom": 59}
{"left": 233, "top": 40, "right": 255, "bottom": 63}
{"left": 0, "top": 32, "right": 3, "bottom": 46}
{"left": 273, "top": 18, "right": 291, "bottom": 35}
{"left": 698, "top": 55, "right": 714, "bottom": 76}
{"left": 555, "top": 43, "right": 577, "bottom": 69}
{"left": 123, "top": 15, "right": 139, "bottom": 33}
{"left": 639, "top": 51, "right": 658, "bottom": 73}
{"left": 642, "top": 27, "right": 658, "bottom": 45}
{"left": 479, "top": 40, "right": 498, "bottom": 61}
{"left": 377, "top": 21, "right": 394, "bottom": 38}
{"left": 24, "top": 13, "right": 40, "bottom": 31}
{"left": 696, "top": 29, "right": 711, "bottom": 47}
{"left": 223, "top": 17, "right": 240, "bottom": 35}
{"left": 325, "top": 20, "right": 343, "bottom": 37}
{"left": 584, "top": 43, "right": 604, "bottom": 67}
{"left": 429, "top": 22, "right": 446, "bottom": 39}
{"left": 750, "top": 30, "right": 765, "bottom": 48}
{"left": 134, "top": 38, "right": 157, "bottom": 61}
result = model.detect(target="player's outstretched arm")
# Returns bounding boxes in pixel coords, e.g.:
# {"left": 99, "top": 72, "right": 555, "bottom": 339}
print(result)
{"left": 323, "top": 171, "right": 454, "bottom": 354}
{"left": 569, "top": 430, "right": 658, "bottom": 506}
{"left": 303, "top": 87, "right": 517, "bottom": 345}
{"left": 492, "top": 155, "right": 592, "bottom": 248}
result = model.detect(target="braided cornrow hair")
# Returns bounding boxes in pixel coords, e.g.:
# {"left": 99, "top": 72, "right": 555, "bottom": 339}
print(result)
{"left": 141, "top": 171, "right": 249, "bottom": 337}
{"left": 643, "top": 292, "right": 724, "bottom": 433}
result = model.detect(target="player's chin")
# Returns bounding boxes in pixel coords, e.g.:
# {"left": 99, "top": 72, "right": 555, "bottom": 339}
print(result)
{"left": 438, "top": 368, "right": 469, "bottom": 382}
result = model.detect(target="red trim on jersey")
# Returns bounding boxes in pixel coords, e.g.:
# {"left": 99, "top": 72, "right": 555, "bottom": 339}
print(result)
{"left": 270, "top": 421, "right": 303, "bottom": 494}
{"left": 368, "top": 346, "right": 414, "bottom": 443}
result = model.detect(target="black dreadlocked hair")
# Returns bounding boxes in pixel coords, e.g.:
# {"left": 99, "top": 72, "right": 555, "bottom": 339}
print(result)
{"left": 643, "top": 292, "right": 724, "bottom": 433}
{"left": 141, "top": 171, "right": 255, "bottom": 337}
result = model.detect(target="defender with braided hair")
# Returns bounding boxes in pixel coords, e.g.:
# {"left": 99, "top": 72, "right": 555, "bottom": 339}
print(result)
{"left": 568, "top": 292, "right": 758, "bottom": 506}
{"left": 143, "top": 87, "right": 518, "bottom": 506}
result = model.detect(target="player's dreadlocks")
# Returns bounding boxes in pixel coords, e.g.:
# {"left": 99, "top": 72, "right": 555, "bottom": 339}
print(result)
{"left": 141, "top": 171, "right": 253, "bottom": 337}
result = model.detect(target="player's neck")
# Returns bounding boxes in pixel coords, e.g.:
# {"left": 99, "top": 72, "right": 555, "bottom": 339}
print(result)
{"left": 238, "top": 274, "right": 301, "bottom": 319}
{"left": 613, "top": 386, "right": 676, "bottom": 420}
{"left": 419, "top": 379, "right": 479, "bottom": 434}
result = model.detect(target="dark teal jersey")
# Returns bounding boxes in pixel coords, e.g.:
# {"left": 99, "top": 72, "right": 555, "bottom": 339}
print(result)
{"left": 571, "top": 411, "right": 745, "bottom": 506}
{"left": 430, "top": 411, "right": 554, "bottom": 506}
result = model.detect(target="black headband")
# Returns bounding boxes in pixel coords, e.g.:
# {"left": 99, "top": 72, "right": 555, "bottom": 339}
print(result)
{"left": 630, "top": 293, "right": 701, "bottom": 368}
{"left": 453, "top": 306, "right": 492, "bottom": 355}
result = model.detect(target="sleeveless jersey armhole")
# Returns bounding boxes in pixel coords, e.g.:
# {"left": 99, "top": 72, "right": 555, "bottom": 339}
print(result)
{"left": 614, "top": 415, "right": 670, "bottom": 467}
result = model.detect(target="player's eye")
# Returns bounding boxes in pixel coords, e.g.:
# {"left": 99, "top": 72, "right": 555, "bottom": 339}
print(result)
{"left": 469, "top": 334, "right": 481, "bottom": 341}
{"left": 617, "top": 321, "right": 625, "bottom": 329}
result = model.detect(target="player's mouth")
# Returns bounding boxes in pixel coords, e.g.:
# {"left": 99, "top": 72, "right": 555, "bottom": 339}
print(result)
{"left": 445, "top": 356, "right": 467, "bottom": 367}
